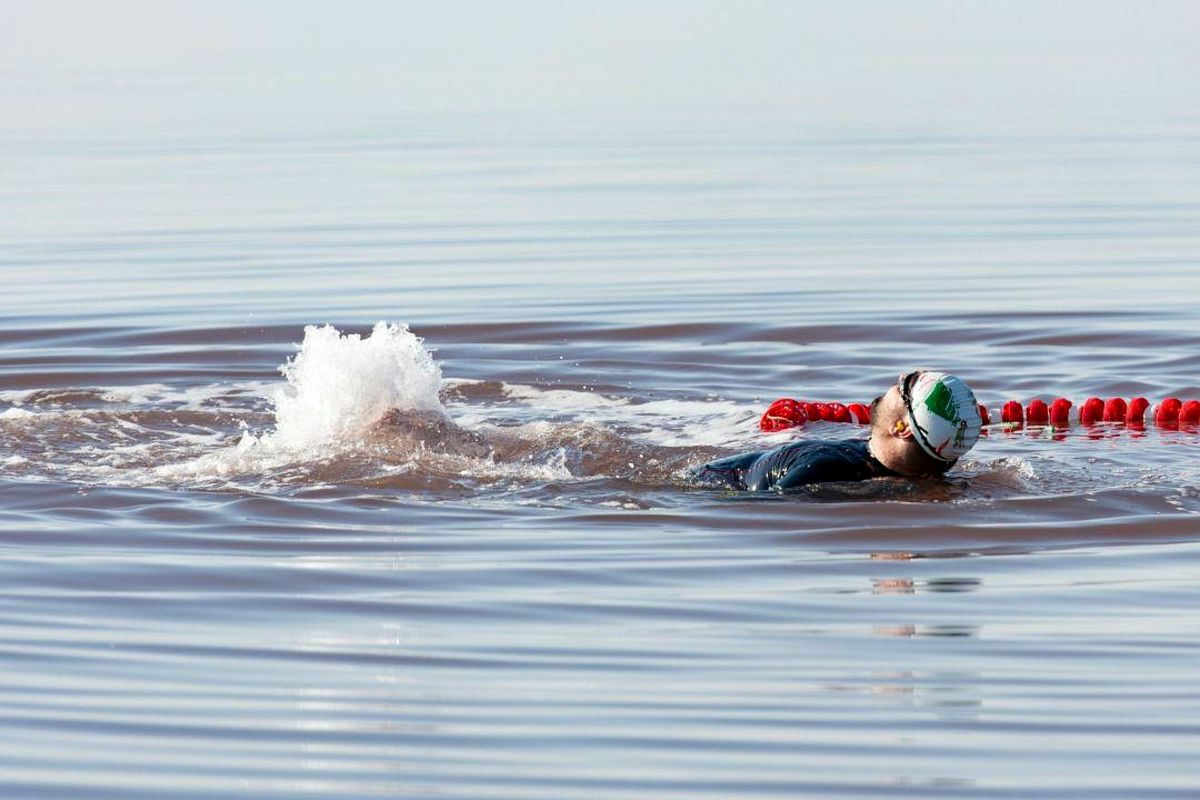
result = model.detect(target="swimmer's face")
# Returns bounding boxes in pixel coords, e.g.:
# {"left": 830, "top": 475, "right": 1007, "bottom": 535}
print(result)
{"left": 870, "top": 382, "right": 909, "bottom": 428}
{"left": 869, "top": 373, "right": 928, "bottom": 455}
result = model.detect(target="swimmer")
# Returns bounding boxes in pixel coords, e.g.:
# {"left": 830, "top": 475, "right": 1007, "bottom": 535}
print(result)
{"left": 694, "top": 371, "right": 982, "bottom": 491}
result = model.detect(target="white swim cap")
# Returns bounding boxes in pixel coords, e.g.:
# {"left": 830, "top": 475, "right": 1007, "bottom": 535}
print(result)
{"left": 903, "top": 371, "right": 982, "bottom": 463}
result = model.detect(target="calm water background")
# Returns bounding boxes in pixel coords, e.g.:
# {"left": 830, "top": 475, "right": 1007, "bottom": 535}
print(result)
{"left": 3, "top": 3, "right": 1200, "bottom": 798}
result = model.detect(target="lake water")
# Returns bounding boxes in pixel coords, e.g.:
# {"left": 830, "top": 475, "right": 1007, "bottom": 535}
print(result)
{"left": 2, "top": 97, "right": 1200, "bottom": 798}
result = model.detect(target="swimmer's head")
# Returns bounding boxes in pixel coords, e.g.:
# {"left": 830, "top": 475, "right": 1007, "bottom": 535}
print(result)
{"left": 869, "top": 370, "right": 982, "bottom": 476}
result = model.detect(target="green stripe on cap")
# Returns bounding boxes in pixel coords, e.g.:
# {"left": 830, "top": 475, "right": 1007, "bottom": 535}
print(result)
{"left": 923, "top": 380, "right": 960, "bottom": 423}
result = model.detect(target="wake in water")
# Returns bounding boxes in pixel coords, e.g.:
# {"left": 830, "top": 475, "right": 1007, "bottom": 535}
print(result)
{"left": 0, "top": 323, "right": 728, "bottom": 494}
{"left": 0, "top": 322, "right": 1194, "bottom": 508}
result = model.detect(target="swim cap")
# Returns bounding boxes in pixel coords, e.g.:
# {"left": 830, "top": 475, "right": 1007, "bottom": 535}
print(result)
{"left": 904, "top": 371, "right": 982, "bottom": 463}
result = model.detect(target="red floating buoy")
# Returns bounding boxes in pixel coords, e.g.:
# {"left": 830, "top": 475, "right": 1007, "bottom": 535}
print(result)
{"left": 759, "top": 397, "right": 808, "bottom": 432}
{"left": 1079, "top": 397, "right": 1104, "bottom": 426}
{"left": 1026, "top": 399, "right": 1049, "bottom": 426}
{"left": 759, "top": 390, "right": 1200, "bottom": 438}
{"left": 1179, "top": 400, "right": 1200, "bottom": 427}
{"left": 978, "top": 403, "right": 990, "bottom": 426}
{"left": 1127, "top": 397, "right": 1150, "bottom": 428}
{"left": 1049, "top": 397, "right": 1073, "bottom": 427}
{"left": 1001, "top": 400, "right": 1024, "bottom": 427}
{"left": 826, "top": 402, "right": 851, "bottom": 423}
{"left": 1155, "top": 397, "right": 1182, "bottom": 428}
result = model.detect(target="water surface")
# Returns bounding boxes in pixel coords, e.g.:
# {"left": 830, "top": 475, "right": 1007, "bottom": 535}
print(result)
{"left": 2, "top": 108, "right": 1199, "bottom": 798}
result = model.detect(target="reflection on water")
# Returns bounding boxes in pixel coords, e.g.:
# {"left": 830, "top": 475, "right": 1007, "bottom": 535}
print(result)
{"left": 872, "top": 624, "right": 980, "bottom": 637}
{"left": 873, "top": 576, "right": 984, "bottom": 595}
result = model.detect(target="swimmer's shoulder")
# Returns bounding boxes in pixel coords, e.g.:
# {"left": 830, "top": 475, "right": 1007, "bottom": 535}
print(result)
{"left": 770, "top": 437, "right": 882, "bottom": 490}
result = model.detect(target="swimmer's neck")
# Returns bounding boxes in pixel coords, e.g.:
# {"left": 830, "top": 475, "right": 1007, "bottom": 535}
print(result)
{"left": 867, "top": 434, "right": 937, "bottom": 478}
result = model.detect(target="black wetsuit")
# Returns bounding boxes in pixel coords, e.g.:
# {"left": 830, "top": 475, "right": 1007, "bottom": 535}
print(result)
{"left": 694, "top": 438, "right": 895, "bottom": 492}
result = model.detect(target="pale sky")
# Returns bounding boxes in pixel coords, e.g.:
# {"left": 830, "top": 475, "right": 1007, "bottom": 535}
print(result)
{"left": 3, "top": 1, "right": 1199, "bottom": 135}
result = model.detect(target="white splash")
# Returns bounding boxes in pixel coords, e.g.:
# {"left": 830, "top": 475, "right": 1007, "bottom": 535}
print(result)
{"left": 159, "top": 322, "right": 443, "bottom": 480}
{"left": 263, "top": 322, "right": 443, "bottom": 450}
{"left": 0, "top": 390, "right": 35, "bottom": 404}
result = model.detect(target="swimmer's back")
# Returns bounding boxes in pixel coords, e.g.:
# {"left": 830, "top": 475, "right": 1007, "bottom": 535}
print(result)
{"left": 694, "top": 438, "right": 892, "bottom": 491}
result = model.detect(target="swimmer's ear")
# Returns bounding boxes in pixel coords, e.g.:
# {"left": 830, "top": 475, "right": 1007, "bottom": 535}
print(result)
{"left": 892, "top": 419, "right": 915, "bottom": 439}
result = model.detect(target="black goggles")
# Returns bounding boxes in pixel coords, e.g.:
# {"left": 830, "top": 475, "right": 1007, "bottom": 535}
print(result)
{"left": 898, "top": 370, "right": 938, "bottom": 456}
{"left": 897, "top": 370, "right": 921, "bottom": 415}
